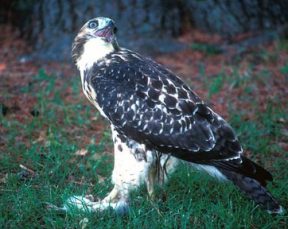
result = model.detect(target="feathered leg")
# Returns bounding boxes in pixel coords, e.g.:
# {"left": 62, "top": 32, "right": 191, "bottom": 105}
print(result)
{"left": 64, "top": 128, "right": 155, "bottom": 213}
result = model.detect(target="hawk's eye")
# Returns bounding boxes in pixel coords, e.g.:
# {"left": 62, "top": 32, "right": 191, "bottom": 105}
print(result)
{"left": 88, "top": 20, "right": 98, "bottom": 29}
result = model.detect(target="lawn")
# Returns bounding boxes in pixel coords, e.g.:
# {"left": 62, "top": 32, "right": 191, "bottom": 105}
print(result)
{"left": 1, "top": 38, "right": 288, "bottom": 228}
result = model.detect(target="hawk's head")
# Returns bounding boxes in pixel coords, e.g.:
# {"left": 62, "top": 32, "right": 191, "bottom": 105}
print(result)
{"left": 72, "top": 17, "right": 118, "bottom": 70}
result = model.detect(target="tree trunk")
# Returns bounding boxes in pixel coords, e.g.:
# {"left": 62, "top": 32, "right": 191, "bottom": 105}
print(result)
{"left": 28, "top": 0, "right": 186, "bottom": 61}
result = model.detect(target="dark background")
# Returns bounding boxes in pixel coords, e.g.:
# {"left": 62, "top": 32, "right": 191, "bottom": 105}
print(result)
{"left": 1, "top": 0, "right": 288, "bottom": 60}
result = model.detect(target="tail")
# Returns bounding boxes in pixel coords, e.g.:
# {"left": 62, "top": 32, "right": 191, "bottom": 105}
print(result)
{"left": 216, "top": 158, "right": 284, "bottom": 214}
{"left": 221, "top": 170, "right": 283, "bottom": 214}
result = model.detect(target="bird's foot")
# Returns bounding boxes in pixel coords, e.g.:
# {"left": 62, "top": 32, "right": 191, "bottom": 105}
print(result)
{"left": 62, "top": 195, "right": 129, "bottom": 214}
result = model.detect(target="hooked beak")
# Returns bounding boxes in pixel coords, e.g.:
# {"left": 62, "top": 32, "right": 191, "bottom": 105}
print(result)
{"left": 95, "top": 20, "right": 117, "bottom": 42}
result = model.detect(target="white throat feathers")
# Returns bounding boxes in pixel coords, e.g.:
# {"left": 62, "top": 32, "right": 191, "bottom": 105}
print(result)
{"left": 76, "top": 37, "right": 115, "bottom": 73}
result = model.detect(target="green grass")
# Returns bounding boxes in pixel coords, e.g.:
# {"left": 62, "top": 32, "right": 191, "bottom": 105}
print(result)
{"left": 0, "top": 68, "right": 287, "bottom": 228}
{"left": 190, "top": 43, "right": 223, "bottom": 56}
{"left": 280, "top": 64, "right": 288, "bottom": 75}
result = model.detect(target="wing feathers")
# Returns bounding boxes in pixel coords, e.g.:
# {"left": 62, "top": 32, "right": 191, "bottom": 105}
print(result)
{"left": 91, "top": 49, "right": 243, "bottom": 163}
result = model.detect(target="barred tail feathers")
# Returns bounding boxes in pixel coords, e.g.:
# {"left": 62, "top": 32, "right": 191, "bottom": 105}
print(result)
{"left": 220, "top": 169, "right": 284, "bottom": 214}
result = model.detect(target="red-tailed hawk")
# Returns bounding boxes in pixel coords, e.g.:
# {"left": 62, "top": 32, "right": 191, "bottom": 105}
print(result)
{"left": 66, "top": 17, "right": 283, "bottom": 214}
